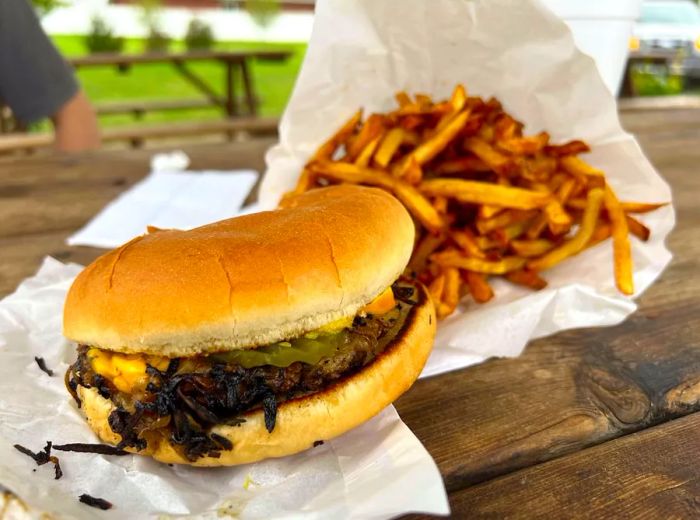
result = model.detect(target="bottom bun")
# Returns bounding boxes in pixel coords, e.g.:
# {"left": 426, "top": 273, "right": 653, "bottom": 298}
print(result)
{"left": 76, "top": 284, "right": 436, "bottom": 466}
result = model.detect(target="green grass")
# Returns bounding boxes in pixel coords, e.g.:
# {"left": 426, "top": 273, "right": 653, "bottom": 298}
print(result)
{"left": 629, "top": 63, "right": 685, "bottom": 96}
{"left": 50, "top": 35, "right": 305, "bottom": 127}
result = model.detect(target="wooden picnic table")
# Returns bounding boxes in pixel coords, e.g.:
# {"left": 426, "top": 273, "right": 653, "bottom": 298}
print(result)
{"left": 68, "top": 50, "right": 292, "bottom": 118}
{"left": 0, "top": 49, "right": 292, "bottom": 136}
{"left": 0, "top": 108, "right": 699, "bottom": 518}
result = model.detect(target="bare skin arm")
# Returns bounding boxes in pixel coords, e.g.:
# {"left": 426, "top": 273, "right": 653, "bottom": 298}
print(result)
{"left": 51, "top": 89, "right": 100, "bottom": 152}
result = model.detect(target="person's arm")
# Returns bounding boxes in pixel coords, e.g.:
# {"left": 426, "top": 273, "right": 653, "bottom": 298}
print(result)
{"left": 52, "top": 90, "right": 101, "bottom": 152}
{"left": 0, "top": 0, "right": 100, "bottom": 151}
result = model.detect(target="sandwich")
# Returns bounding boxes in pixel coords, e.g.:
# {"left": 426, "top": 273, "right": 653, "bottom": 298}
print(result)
{"left": 63, "top": 185, "right": 436, "bottom": 466}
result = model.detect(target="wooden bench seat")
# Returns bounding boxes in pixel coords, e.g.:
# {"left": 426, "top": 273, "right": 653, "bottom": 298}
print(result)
{"left": 96, "top": 98, "right": 215, "bottom": 117}
{"left": 0, "top": 117, "right": 279, "bottom": 153}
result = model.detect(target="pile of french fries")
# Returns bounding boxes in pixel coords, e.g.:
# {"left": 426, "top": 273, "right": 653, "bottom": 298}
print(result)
{"left": 284, "top": 85, "right": 667, "bottom": 318}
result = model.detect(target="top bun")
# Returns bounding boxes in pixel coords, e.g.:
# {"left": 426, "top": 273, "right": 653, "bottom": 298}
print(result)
{"left": 63, "top": 185, "right": 415, "bottom": 357}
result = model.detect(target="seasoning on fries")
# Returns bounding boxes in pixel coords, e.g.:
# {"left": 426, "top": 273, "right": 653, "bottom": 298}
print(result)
{"left": 284, "top": 85, "right": 669, "bottom": 317}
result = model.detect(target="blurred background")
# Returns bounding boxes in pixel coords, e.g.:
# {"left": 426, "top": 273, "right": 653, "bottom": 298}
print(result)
{"left": 1, "top": 0, "right": 699, "bottom": 151}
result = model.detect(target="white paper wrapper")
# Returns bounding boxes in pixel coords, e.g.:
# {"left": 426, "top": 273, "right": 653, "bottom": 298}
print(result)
{"left": 0, "top": 258, "right": 449, "bottom": 519}
{"left": 260, "top": 0, "right": 675, "bottom": 377}
{"left": 67, "top": 170, "right": 258, "bottom": 249}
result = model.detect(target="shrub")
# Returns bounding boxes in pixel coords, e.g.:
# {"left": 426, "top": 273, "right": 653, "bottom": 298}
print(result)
{"left": 84, "top": 16, "right": 124, "bottom": 54}
{"left": 146, "top": 28, "right": 170, "bottom": 52}
{"left": 185, "top": 18, "right": 214, "bottom": 51}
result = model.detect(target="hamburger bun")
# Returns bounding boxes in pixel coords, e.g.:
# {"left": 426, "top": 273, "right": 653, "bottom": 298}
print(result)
{"left": 63, "top": 185, "right": 415, "bottom": 357}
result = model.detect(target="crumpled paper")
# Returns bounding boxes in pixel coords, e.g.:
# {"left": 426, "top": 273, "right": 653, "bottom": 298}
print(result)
{"left": 260, "top": 0, "right": 675, "bottom": 377}
{"left": 0, "top": 258, "right": 449, "bottom": 520}
{"left": 67, "top": 170, "right": 258, "bottom": 249}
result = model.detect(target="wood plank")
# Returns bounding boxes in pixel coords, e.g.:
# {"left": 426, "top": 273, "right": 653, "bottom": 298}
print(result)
{"left": 440, "top": 412, "right": 700, "bottom": 518}
{"left": 96, "top": 98, "right": 214, "bottom": 115}
{"left": 0, "top": 118, "right": 278, "bottom": 152}
{"left": 69, "top": 50, "right": 291, "bottom": 68}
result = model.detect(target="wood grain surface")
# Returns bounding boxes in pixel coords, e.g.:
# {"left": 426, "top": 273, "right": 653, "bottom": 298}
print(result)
{"left": 441, "top": 412, "right": 700, "bottom": 519}
{"left": 0, "top": 110, "right": 698, "bottom": 518}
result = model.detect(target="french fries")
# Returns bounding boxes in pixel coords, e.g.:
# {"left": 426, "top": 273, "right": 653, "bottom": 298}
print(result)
{"left": 285, "top": 85, "right": 668, "bottom": 318}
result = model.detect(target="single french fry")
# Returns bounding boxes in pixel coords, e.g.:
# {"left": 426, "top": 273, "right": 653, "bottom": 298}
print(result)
{"left": 395, "top": 91, "right": 412, "bottom": 108}
{"left": 556, "top": 177, "right": 577, "bottom": 204}
{"left": 525, "top": 213, "right": 548, "bottom": 240}
{"left": 527, "top": 188, "right": 604, "bottom": 272}
{"left": 465, "top": 271, "right": 494, "bottom": 303}
{"left": 312, "top": 109, "right": 362, "bottom": 161}
{"left": 492, "top": 220, "right": 530, "bottom": 245}
{"left": 463, "top": 136, "right": 514, "bottom": 174}
{"left": 565, "top": 198, "right": 587, "bottom": 211}
{"left": 428, "top": 273, "right": 446, "bottom": 303}
{"left": 451, "top": 229, "right": 486, "bottom": 259}
{"left": 309, "top": 160, "right": 395, "bottom": 190}
{"left": 560, "top": 156, "right": 606, "bottom": 189}
{"left": 392, "top": 182, "right": 445, "bottom": 233}
{"left": 544, "top": 140, "right": 590, "bottom": 157}
{"left": 409, "top": 232, "right": 446, "bottom": 273}
{"left": 374, "top": 128, "right": 404, "bottom": 168}
{"left": 432, "top": 249, "right": 526, "bottom": 274}
{"left": 399, "top": 114, "right": 423, "bottom": 130}
{"left": 587, "top": 223, "right": 612, "bottom": 249}
{"left": 354, "top": 134, "right": 383, "bottom": 167}
{"left": 505, "top": 269, "right": 548, "bottom": 290}
{"left": 476, "top": 209, "right": 537, "bottom": 235}
{"left": 626, "top": 214, "right": 651, "bottom": 242}
{"left": 450, "top": 84, "right": 468, "bottom": 112}
{"left": 494, "top": 114, "right": 518, "bottom": 142}
{"left": 478, "top": 124, "right": 495, "bottom": 143}
{"left": 434, "top": 156, "right": 491, "bottom": 175}
{"left": 604, "top": 186, "right": 634, "bottom": 295}
{"left": 421, "top": 179, "right": 553, "bottom": 210}
{"left": 292, "top": 167, "right": 314, "bottom": 194}
{"left": 544, "top": 200, "right": 572, "bottom": 235}
{"left": 436, "top": 302, "right": 455, "bottom": 319}
{"left": 443, "top": 267, "right": 461, "bottom": 310}
{"left": 432, "top": 196, "right": 449, "bottom": 214}
{"left": 402, "top": 156, "right": 424, "bottom": 185}
{"left": 511, "top": 238, "right": 555, "bottom": 257}
{"left": 620, "top": 201, "right": 669, "bottom": 214}
{"left": 479, "top": 204, "right": 503, "bottom": 220}
{"left": 475, "top": 235, "right": 502, "bottom": 251}
{"left": 415, "top": 93, "right": 433, "bottom": 108}
{"left": 309, "top": 161, "right": 444, "bottom": 232}
{"left": 402, "top": 109, "right": 470, "bottom": 170}
{"left": 497, "top": 132, "right": 550, "bottom": 155}
{"left": 348, "top": 114, "right": 385, "bottom": 160}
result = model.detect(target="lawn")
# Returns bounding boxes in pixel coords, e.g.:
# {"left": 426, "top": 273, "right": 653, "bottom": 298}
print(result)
{"left": 51, "top": 35, "right": 306, "bottom": 127}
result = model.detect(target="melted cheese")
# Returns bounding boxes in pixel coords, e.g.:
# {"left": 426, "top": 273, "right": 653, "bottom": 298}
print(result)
{"left": 361, "top": 286, "right": 396, "bottom": 315}
{"left": 88, "top": 348, "right": 166, "bottom": 393}
{"left": 89, "top": 286, "right": 397, "bottom": 392}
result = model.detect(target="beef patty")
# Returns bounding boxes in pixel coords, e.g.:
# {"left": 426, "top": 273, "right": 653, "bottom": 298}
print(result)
{"left": 66, "top": 282, "right": 419, "bottom": 461}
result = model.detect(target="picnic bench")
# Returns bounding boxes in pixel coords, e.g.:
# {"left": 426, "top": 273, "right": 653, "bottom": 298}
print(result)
{"left": 69, "top": 50, "right": 292, "bottom": 118}
{"left": 1, "top": 107, "right": 699, "bottom": 517}
{"left": 0, "top": 50, "right": 291, "bottom": 150}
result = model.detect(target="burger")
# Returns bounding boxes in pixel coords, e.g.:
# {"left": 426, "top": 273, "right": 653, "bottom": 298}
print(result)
{"left": 63, "top": 185, "right": 436, "bottom": 466}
